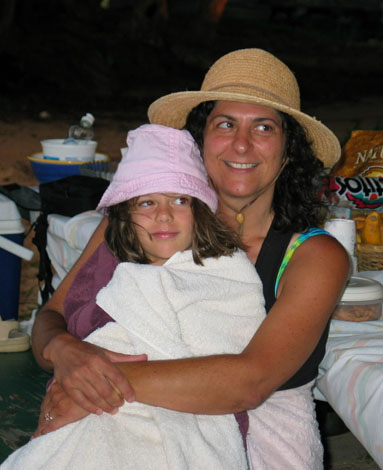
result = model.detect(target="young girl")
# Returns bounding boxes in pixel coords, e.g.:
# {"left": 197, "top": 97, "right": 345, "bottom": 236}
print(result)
{"left": 2, "top": 124, "right": 267, "bottom": 470}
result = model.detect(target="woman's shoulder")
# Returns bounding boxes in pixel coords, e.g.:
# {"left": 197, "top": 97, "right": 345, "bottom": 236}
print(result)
{"left": 289, "top": 227, "right": 340, "bottom": 249}
{"left": 291, "top": 227, "right": 331, "bottom": 242}
{"left": 291, "top": 227, "right": 350, "bottom": 265}
{"left": 283, "top": 227, "right": 350, "bottom": 275}
{"left": 276, "top": 227, "right": 350, "bottom": 297}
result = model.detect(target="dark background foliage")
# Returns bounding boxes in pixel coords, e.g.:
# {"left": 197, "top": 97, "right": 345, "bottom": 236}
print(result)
{"left": 0, "top": 0, "right": 382, "bottom": 121}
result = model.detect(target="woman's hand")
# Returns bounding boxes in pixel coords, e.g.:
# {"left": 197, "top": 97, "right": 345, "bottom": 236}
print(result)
{"left": 44, "top": 333, "right": 147, "bottom": 415}
{"left": 32, "top": 380, "right": 90, "bottom": 438}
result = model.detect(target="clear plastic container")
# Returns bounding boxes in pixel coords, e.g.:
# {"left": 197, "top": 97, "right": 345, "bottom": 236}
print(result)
{"left": 332, "top": 276, "right": 383, "bottom": 322}
{"left": 65, "top": 113, "right": 95, "bottom": 144}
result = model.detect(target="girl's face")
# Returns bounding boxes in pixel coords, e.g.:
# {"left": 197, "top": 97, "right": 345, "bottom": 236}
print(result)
{"left": 131, "top": 193, "right": 194, "bottom": 265}
{"left": 203, "top": 101, "right": 286, "bottom": 208}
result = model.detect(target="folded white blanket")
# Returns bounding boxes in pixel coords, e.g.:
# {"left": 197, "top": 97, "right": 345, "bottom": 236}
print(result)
{"left": 1, "top": 250, "right": 266, "bottom": 470}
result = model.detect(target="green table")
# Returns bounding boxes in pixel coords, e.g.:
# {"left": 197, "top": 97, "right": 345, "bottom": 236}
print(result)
{"left": 0, "top": 350, "right": 51, "bottom": 463}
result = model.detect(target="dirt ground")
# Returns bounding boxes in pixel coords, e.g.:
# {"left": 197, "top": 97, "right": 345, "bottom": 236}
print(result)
{"left": 1, "top": 94, "right": 382, "bottom": 321}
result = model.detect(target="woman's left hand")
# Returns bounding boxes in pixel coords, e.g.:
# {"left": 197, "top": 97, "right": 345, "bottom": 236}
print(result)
{"left": 32, "top": 380, "right": 92, "bottom": 438}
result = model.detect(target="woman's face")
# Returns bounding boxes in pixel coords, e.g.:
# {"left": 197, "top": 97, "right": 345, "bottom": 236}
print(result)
{"left": 203, "top": 101, "right": 286, "bottom": 207}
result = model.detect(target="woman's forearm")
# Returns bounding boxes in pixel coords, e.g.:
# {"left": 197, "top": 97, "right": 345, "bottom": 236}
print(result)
{"left": 31, "top": 308, "right": 72, "bottom": 371}
{"left": 32, "top": 217, "right": 108, "bottom": 370}
{"left": 116, "top": 353, "right": 269, "bottom": 415}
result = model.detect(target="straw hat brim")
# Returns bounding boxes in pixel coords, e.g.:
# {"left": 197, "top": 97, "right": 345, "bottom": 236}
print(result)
{"left": 148, "top": 90, "right": 341, "bottom": 168}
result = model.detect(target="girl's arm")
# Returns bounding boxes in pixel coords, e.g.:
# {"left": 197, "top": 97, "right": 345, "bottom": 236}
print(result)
{"left": 37, "top": 234, "right": 349, "bottom": 431}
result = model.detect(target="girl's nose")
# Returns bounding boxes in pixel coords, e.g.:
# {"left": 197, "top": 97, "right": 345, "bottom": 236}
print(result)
{"left": 156, "top": 205, "right": 173, "bottom": 222}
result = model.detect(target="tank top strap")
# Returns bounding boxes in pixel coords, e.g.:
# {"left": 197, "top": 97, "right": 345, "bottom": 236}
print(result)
{"left": 274, "top": 228, "right": 330, "bottom": 296}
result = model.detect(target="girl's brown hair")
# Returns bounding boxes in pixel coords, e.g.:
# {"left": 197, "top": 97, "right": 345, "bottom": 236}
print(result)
{"left": 105, "top": 197, "right": 243, "bottom": 265}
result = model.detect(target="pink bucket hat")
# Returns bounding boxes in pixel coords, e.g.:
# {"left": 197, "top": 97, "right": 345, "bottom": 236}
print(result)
{"left": 97, "top": 124, "right": 217, "bottom": 212}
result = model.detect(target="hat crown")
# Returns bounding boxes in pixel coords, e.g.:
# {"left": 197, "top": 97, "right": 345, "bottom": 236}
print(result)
{"left": 97, "top": 124, "right": 218, "bottom": 212}
{"left": 201, "top": 49, "right": 300, "bottom": 110}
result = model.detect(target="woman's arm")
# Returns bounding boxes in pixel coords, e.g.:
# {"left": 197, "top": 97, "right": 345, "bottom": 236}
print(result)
{"left": 41, "top": 234, "right": 349, "bottom": 422}
{"left": 32, "top": 217, "right": 109, "bottom": 370}
{"left": 115, "top": 235, "right": 350, "bottom": 413}
{"left": 31, "top": 217, "right": 144, "bottom": 414}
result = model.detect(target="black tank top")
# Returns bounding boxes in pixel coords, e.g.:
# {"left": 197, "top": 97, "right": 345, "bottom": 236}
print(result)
{"left": 255, "top": 220, "right": 330, "bottom": 390}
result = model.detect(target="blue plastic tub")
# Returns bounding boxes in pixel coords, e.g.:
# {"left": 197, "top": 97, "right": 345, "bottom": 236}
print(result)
{"left": 28, "top": 153, "right": 109, "bottom": 183}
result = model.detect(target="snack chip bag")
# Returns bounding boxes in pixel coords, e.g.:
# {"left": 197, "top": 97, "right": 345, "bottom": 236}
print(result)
{"left": 323, "top": 130, "right": 383, "bottom": 210}
{"left": 323, "top": 176, "right": 383, "bottom": 210}
{"left": 332, "top": 130, "right": 383, "bottom": 177}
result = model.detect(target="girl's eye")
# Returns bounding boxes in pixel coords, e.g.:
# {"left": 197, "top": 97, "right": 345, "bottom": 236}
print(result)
{"left": 139, "top": 200, "right": 154, "bottom": 207}
{"left": 174, "top": 196, "right": 190, "bottom": 205}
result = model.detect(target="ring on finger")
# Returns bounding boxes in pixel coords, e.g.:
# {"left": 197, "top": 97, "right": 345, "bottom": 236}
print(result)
{"left": 44, "top": 411, "right": 54, "bottom": 421}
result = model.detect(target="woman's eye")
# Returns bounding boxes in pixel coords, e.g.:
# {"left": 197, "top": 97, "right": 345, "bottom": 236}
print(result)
{"left": 256, "top": 123, "right": 272, "bottom": 132}
{"left": 217, "top": 121, "right": 232, "bottom": 129}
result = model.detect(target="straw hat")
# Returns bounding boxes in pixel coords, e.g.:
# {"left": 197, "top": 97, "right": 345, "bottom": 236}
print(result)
{"left": 148, "top": 48, "right": 340, "bottom": 168}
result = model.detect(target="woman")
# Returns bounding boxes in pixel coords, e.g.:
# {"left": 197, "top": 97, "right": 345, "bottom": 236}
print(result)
{"left": 2, "top": 124, "right": 266, "bottom": 469}
{"left": 31, "top": 49, "right": 349, "bottom": 468}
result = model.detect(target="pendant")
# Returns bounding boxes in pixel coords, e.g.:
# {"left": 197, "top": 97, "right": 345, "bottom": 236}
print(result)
{"left": 236, "top": 213, "right": 245, "bottom": 224}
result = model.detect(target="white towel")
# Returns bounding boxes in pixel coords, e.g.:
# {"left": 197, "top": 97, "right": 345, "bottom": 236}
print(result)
{"left": 1, "top": 250, "right": 266, "bottom": 470}
{"left": 247, "top": 381, "right": 323, "bottom": 470}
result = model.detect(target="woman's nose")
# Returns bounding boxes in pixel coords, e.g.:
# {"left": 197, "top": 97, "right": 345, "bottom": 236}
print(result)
{"left": 232, "top": 129, "right": 251, "bottom": 154}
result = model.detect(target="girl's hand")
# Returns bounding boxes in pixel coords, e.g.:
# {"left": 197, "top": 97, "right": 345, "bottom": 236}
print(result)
{"left": 44, "top": 333, "right": 147, "bottom": 415}
{"left": 32, "top": 380, "right": 89, "bottom": 438}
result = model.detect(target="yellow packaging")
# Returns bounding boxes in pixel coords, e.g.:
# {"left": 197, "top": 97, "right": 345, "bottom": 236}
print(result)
{"left": 332, "top": 130, "right": 383, "bottom": 177}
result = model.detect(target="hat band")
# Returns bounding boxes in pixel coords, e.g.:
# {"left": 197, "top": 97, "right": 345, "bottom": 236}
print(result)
{"left": 207, "top": 83, "right": 292, "bottom": 108}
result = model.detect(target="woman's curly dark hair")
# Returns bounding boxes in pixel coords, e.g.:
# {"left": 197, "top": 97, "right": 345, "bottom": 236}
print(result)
{"left": 185, "top": 101, "right": 327, "bottom": 232}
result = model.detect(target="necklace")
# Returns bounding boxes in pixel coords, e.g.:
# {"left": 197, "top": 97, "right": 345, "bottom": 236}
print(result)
{"left": 220, "top": 197, "right": 258, "bottom": 234}
{"left": 235, "top": 198, "right": 258, "bottom": 232}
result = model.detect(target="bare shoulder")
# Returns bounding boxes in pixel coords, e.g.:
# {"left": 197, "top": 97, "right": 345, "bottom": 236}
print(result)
{"left": 296, "top": 233, "right": 350, "bottom": 266}
{"left": 282, "top": 232, "right": 351, "bottom": 297}
{"left": 267, "top": 232, "right": 351, "bottom": 356}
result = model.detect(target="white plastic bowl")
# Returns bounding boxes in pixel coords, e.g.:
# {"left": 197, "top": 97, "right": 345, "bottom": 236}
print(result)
{"left": 41, "top": 139, "right": 98, "bottom": 161}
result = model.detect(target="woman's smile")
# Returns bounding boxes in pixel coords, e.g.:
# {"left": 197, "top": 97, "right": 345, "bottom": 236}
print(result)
{"left": 224, "top": 161, "right": 260, "bottom": 170}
